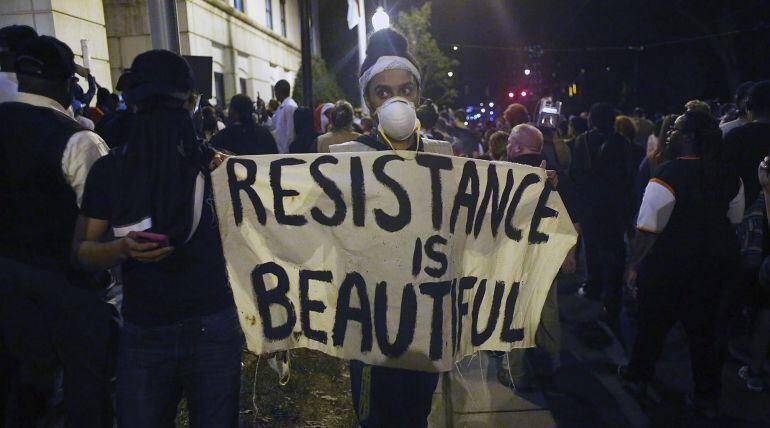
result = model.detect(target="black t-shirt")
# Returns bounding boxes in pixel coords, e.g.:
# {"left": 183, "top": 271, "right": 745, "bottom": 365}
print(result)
{"left": 210, "top": 123, "right": 278, "bottom": 156}
{"left": 570, "top": 130, "right": 637, "bottom": 229}
{"left": 449, "top": 127, "right": 479, "bottom": 156}
{"left": 641, "top": 158, "right": 740, "bottom": 278}
{"left": 81, "top": 155, "right": 233, "bottom": 326}
{"left": 724, "top": 122, "right": 770, "bottom": 204}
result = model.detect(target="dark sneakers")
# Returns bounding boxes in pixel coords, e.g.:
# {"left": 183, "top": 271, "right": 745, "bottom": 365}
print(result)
{"left": 684, "top": 392, "right": 718, "bottom": 420}
{"left": 617, "top": 365, "right": 660, "bottom": 404}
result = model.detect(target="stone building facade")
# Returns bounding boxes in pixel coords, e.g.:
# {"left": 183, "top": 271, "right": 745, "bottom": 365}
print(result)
{"left": 1, "top": 0, "right": 304, "bottom": 106}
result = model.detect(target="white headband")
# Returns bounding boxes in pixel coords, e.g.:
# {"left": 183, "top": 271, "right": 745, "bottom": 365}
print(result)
{"left": 359, "top": 55, "right": 421, "bottom": 97}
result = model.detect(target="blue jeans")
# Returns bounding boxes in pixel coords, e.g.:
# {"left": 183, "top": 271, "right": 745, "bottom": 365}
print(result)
{"left": 116, "top": 307, "right": 243, "bottom": 428}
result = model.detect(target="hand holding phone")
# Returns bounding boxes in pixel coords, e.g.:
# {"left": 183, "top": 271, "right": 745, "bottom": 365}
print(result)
{"left": 124, "top": 231, "right": 174, "bottom": 263}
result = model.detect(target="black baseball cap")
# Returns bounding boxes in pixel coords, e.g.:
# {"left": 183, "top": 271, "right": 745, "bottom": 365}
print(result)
{"left": 116, "top": 50, "right": 194, "bottom": 103}
{"left": 13, "top": 35, "right": 76, "bottom": 82}
{"left": 0, "top": 25, "right": 37, "bottom": 71}
{"left": 0, "top": 25, "right": 38, "bottom": 51}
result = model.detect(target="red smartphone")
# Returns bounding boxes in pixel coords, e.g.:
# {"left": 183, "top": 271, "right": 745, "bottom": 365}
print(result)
{"left": 134, "top": 231, "right": 170, "bottom": 248}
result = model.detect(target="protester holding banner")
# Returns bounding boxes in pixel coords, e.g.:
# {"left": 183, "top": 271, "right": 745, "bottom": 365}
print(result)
{"left": 327, "top": 28, "right": 451, "bottom": 427}
{"left": 496, "top": 124, "right": 579, "bottom": 391}
{"left": 73, "top": 50, "right": 242, "bottom": 428}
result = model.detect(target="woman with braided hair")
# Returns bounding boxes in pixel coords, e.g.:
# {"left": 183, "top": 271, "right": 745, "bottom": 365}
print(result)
{"left": 619, "top": 110, "right": 744, "bottom": 418}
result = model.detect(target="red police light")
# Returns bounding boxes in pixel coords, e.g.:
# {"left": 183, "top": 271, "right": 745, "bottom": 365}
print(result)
{"left": 520, "top": 90, "right": 527, "bottom": 97}
{"left": 508, "top": 92, "right": 514, "bottom": 98}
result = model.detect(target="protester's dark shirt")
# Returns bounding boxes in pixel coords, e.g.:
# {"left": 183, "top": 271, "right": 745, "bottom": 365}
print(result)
{"left": 449, "top": 126, "right": 479, "bottom": 156}
{"left": 425, "top": 130, "right": 447, "bottom": 142}
{"left": 81, "top": 156, "right": 233, "bottom": 326}
{"left": 95, "top": 110, "right": 131, "bottom": 148}
{"left": 512, "top": 153, "right": 582, "bottom": 224}
{"left": 723, "top": 122, "right": 770, "bottom": 203}
{"left": 210, "top": 123, "right": 278, "bottom": 155}
{"left": 638, "top": 158, "right": 741, "bottom": 278}
{"left": 570, "top": 129, "right": 636, "bottom": 229}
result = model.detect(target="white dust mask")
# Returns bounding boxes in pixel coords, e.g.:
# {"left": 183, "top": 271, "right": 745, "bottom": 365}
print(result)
{"left": 376, "top": 97, "right": 418, "bottom": 141}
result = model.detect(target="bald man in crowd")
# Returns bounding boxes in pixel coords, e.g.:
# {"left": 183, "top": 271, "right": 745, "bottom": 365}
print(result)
{"left": 496, "top": 124, "right": 579, "bottom": 391}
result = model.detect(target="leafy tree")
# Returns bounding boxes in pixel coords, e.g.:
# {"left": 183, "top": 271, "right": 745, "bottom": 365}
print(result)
{"left": 394, "top": 2, "right": 459, "bottom": 104}
{"left": 293, "top": 56, "right": 345, "bottom": 106}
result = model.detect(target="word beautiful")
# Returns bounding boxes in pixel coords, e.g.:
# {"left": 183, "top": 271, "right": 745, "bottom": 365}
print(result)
{"left": 214, "top": 152, "right": 576, "bottom": 372}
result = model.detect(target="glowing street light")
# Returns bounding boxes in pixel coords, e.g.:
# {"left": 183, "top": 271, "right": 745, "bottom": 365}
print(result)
{"left": 488, "top": 102, "right": 494, "bottom": 107}
{"left": 447, "top": 71, "right": 454, "bottom": 77}
{"left": 481, "top": 108, "right": 486, "bottom": 113}
{"left": 508, "top": 92, "right": 514, "bottom": 98}
{"left": 452, "top": 45, "right": 459, "bottom": 51}
{"left": 520, "top": 90, "right": 527, "bottom": 97}
{"left": 372, "top": 7, "right": 390, "bottom": 31}
{"left": 524, "top": 68, "right": 531, "bottom": 76}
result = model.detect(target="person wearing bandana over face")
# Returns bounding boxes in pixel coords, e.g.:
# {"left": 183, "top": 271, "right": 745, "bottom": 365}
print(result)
{"left": 619, "top": 110, "right": 744, "bottom": 418}
{"left": 331, "top": 28, "right": 452, "bottom": 428}
{"left": 74, "top": 50, "right": 241, "bottom": 428}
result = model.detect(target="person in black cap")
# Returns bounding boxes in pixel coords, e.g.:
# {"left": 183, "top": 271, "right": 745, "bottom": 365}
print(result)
{"left": 0, "top": 24, "right": 37, "bottom": 103}
{"left": 74, "top": 49, "right": 241, "bottom": 427}
{"left": 0, "top": 34, "right": 115, "bottom": 427}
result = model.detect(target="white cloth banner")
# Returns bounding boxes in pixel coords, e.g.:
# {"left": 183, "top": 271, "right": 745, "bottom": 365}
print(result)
{"left": 212, "top": 152, "right": 577, "bottom": 372}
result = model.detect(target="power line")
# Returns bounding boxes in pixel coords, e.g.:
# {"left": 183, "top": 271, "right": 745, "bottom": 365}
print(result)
{"left": 445, "top": 23, "right": 770, "bottom": 54}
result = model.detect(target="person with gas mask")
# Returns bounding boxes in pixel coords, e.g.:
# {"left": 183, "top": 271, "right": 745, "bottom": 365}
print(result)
{"left": 0, "top": 25, "right": 37, "bottom": 103}
{"left": 330, "top": 28, "right": 452, "bottom": 427}
{"left": 619, "top": 110, "right": 744, "bottom": 418}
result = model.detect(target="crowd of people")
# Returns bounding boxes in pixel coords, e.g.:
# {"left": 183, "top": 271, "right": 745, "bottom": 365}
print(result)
{"left": 2, "top": 22, "right": 770, "bottom": 427}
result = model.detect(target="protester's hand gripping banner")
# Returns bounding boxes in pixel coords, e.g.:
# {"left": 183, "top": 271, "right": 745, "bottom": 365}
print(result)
{"left": 212, "top": 152, "right": 577, "bottom": 372}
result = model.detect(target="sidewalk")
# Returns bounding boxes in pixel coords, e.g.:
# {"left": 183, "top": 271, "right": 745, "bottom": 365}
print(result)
{"left": 429, "top": 276, "right": 770, "bottom": 427}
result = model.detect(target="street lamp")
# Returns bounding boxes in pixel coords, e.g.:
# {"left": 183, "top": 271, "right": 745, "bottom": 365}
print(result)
{"left": 447, "top": 71, "right": 454, "bottom": 77}
{"left": 452, "top": 45, "right": 458, "bottom": 51}
{"left": 372, "top": 7, "right": 390, "bottom": 31}
{"left": 488, "top": 102, "right": 494, "bottom": 107}
{"left": 524, "top": 68, "right": 531, "bottom": 76}
{"left": 508, "top": 92, "right": 514, "bottom": 98}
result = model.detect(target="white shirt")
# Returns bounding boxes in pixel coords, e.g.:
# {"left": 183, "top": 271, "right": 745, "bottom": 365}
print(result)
{"left": 0, "top": 71, "right": 18, "bottom": 103}
{"left": 14, "top": 92, "right": 109, "bottom": 207}
{"left": 720, "top": 117, "right": 749, "bottom": 136}
{"left": 270, "top": 97, "right": 298, "bottom": 154}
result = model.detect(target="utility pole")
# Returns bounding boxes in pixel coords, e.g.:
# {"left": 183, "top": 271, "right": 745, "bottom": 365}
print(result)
{"left": 357, "top": 0, "right": 368, "bottom": 113}
{"left": 299, "top": 0, "right": 313, "bottom": 107}
{"left": 147, "top": 0, "right": 180, "bottom": 53}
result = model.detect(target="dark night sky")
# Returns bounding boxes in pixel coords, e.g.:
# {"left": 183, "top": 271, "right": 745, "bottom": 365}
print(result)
{"left": 318, "top": 0, "right": 770, "bottom": 117}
